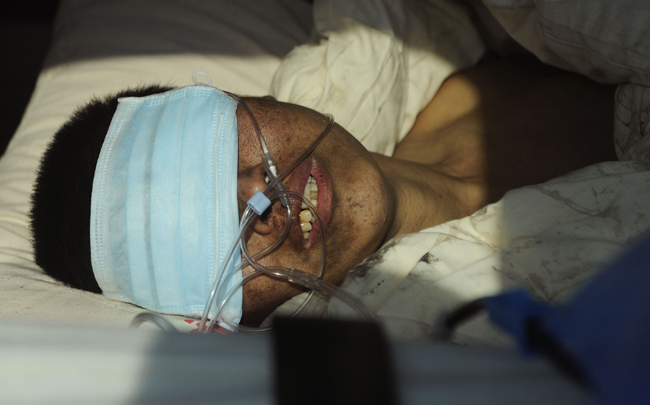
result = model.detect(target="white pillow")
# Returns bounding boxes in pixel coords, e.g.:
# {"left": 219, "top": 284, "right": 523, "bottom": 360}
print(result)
{"left": 271, "top": 0, "right": 485, "bottom": 155}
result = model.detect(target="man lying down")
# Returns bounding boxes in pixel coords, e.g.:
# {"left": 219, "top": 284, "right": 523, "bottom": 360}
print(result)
{"left": 29, "top": 57, "right": 617, "bottom": 335}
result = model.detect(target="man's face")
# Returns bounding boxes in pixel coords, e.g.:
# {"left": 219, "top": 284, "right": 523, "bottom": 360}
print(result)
{"left": 235, "top": 97, "right": 395, "bottom": 324}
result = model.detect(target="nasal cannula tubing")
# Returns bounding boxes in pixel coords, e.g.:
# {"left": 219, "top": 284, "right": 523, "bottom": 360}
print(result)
{"left": 199, "top": 104, "right": 333, "bottom": 332}
{"left": 131, "top": 87, "right": 373, "bottom": 333}
{"left": 203, "top": 191, "right": 328, "bottom": 333}
{"left": 205, "top": 191, "right": 373, "bottom": 333}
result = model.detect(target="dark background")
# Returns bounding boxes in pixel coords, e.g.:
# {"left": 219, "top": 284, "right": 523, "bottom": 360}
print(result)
{"left": 0, "top": 0, "right": 59, "bottom": 156}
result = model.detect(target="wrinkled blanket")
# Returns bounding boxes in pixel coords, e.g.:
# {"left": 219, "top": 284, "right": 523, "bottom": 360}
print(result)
{"left": 271, "top": 0, "right": 485, "bottom": 155}
{"left": 270, "top": 0, "right": 650, "bottom": 345}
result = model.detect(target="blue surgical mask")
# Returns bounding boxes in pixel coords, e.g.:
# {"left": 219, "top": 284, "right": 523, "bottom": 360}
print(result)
{"left": 90, "top": 85, "right": 242, "bottom": 323}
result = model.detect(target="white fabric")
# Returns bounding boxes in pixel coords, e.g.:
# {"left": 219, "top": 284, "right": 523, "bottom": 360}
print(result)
{"left": 0, "top": 0, "right": 312, "bottom": 329}
{"left": 482, "top": 0, "right": 650, "bottom": 86}
{"left": 270, "top": 0, "right": 650, "bottom": 344}
{"left": 278, "top": 160, "right": 650, "bottom": 345}
{"left": 346, "top": 161, "right": 650, "bottom": 345}
{"left": 615, "top": 83, "right": 650, "bottom": 161}
{"left": 270, "top": 0, "right": 485, "bottom": 155}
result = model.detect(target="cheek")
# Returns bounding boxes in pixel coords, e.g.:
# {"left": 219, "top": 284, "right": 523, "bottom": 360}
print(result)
{"left": 339, "top": 174, "right": 390, "bottom": 233}
{"left": 322, "top": 156, "right": 392, "bottom": 283}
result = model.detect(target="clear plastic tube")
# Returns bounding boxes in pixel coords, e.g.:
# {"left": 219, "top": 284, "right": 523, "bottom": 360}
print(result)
{"left": 213, "top": 263, "right": 374, "bottom": 332}
{"left": 241, "top": 192, "right": 326, "bottom": 280}
{"left": 130, "top": 312, "right": 179, "bottom": 332}
{"left": 226, "top": 92, "right": 291, "bottom": 207}
{"left": 264, "top": 114, "right": 334, "bottom": 195}
{"left": 226, "top": 91, "right": 335, "bottom": 199}
{"left": 207, "top": 190, "right": 374, "bottom": 332}
{"left": 190, "top": 96, "right": 370, "bottom": 333}
{"left": 202, "top": 191, "right": 324, "bottom": 333}
{"left": 198, "top": 216, "right": 249, "bottom": 332}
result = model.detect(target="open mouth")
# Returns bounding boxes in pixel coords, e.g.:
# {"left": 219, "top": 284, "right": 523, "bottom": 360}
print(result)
{"left": 300, "top": 175, "right": 318, "bottom": 240}
{"left": 285, "top": 156, "right": 332, "bottom": 248}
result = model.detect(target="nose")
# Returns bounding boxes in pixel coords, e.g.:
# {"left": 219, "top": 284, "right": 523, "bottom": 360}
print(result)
{"left": 238, "top": 163, "right": 280, "bottom": 236}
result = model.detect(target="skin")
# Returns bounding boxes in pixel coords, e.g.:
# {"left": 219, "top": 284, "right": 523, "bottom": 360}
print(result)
{"left": 236, "top": 98, "right": 396, "bottom": 324}
{"left": 235, "top": 58, "right": 616, "bottom": 325}
{"left": 381, "top": 59, "right": 616, "bottom": 235}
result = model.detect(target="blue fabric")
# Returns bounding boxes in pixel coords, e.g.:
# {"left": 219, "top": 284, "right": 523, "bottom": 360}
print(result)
{"left": 485, "top": 232, "right": 650, "bottom": 404}
{"left": 484, "top": 290, "right": 555, "bottom": 357}
{"left": 90, "top": 86, "right": 242, "bottom": 323}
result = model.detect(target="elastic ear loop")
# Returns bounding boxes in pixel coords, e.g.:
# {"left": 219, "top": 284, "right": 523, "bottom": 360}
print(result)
{"left": 192, "top": 71, "right": 213, "bottom": 86}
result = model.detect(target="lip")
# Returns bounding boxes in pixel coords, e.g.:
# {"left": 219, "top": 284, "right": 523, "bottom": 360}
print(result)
{"left": 284, "top": 156, "right": 333, "bottom": 249}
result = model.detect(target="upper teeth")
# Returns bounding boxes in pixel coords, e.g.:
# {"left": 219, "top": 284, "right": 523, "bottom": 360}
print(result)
{"left": 301, "top": 175, "right": 318, "bottom": 239}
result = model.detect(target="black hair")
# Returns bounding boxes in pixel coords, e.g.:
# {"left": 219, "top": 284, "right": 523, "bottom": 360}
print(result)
{"left": 29, "top": 85, "right": 174, "bottom": 293}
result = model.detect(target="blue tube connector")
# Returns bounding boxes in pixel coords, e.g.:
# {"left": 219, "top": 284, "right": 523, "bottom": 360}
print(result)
{"left": 247, "top": 191, "right": 272, "bottom": 215}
